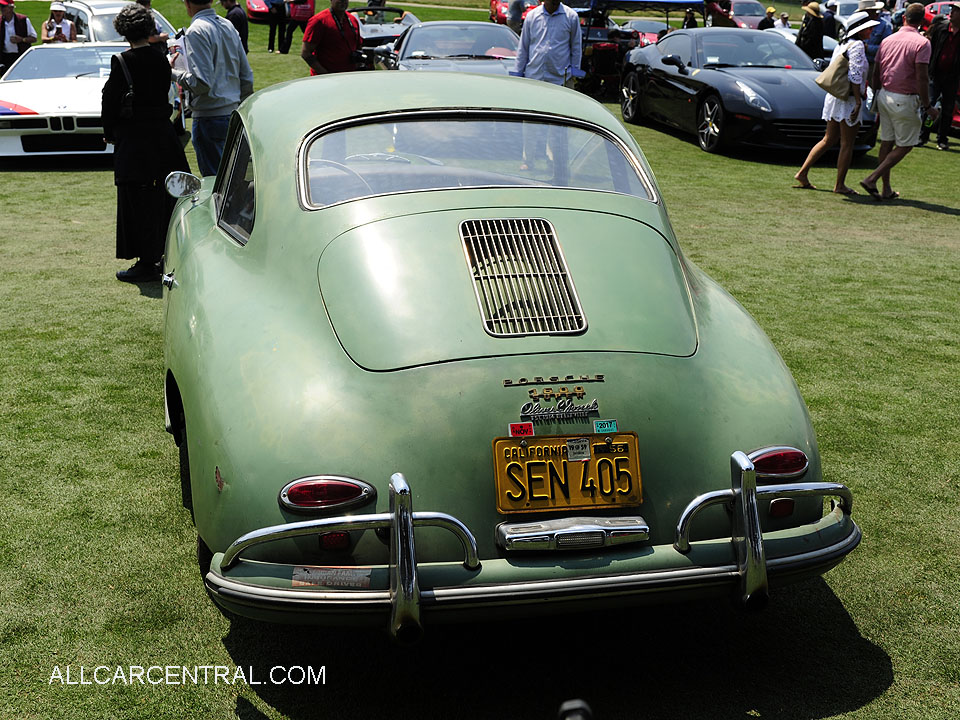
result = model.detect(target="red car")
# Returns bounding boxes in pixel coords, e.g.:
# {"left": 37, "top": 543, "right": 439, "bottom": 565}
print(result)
{"left": 621, "top": 19, "right": 668, "bottom": 47}
{"left": 247, "top": 0, "right": 315, "bottom": 24}
{"left": 925, "top": 1, "right": 954, "bottom": 26}
{"left": 730, "top": 0, "right": 767, "bottom": 28}
{"left": 490, "top": 0, "right": 538, "bottom": 25}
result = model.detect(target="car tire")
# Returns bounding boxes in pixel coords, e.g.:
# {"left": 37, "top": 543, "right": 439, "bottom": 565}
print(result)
{"left": 621, "top": 70, "right": 642, "bottom": 124}
{"left": 697, "top": 95, "right": 725, "bottom": 153}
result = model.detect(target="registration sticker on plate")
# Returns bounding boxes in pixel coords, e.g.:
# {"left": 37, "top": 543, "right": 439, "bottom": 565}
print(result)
{"left": 492, "top": 432, "right": 642, "bottom": 514}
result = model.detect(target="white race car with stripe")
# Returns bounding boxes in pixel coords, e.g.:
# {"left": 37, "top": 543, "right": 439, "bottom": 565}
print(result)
{"left": 0, "top": 43, "right": 124, "bottom": 156}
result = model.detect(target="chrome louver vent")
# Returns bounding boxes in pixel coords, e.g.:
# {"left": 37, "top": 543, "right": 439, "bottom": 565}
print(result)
{"left": 460, "top": 218, "right": 586, "bottom": 337}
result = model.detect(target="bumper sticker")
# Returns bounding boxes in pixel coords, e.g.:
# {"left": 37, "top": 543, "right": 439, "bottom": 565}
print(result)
{"left": 292, "top": 566, "right": 372, "bottom": 589}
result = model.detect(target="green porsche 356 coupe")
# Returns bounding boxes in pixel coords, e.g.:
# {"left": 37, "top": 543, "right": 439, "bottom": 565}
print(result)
{"left": 162, "top": 72, "right": 860, "bottom": 641}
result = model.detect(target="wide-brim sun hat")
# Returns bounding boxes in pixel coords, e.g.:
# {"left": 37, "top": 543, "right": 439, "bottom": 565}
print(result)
{"left": 845, "top": 10, "right": 881, "bottom": 34}
{"left": 805, "top": 1, "right": 822, "bottom": 16}
{"left": 856, "top": 0, "right": 885, "bottom": 11}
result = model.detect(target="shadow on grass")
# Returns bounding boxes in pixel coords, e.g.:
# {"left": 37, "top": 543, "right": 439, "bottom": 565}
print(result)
{"left": 221, "top": 578, "right": 892, "bottom": 720}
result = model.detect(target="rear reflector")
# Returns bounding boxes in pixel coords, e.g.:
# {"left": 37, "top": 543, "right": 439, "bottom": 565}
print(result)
{"left": 319, "top": 531, "right": 351, "bottom": 551}
{"left": 748, "top": 446, "right": 809, "bottom": 480}
{"left": 768, "top": 498, "right": 795, "bottom": 518}
{"left": 279, "top": 476, "right": 375, "bottom": 513}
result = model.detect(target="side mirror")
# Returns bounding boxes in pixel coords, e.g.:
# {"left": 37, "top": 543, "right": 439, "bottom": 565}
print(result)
{"left": 661, "top": 54, "right": 687, "bottom": 73}
{"left": 165, "top": 171, "right": 202, "bottom": 199}
{"left": 812, "top": 57, "right": 827, "bottom": 71}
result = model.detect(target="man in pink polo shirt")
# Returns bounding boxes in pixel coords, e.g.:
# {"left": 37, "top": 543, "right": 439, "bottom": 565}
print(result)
{"left": 860, "top": 2, "right": 938, "bottom": 200}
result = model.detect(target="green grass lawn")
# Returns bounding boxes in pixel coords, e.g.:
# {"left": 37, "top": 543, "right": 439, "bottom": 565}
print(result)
{"left": 2, "top": 2, "right": 959, "bottom": 719}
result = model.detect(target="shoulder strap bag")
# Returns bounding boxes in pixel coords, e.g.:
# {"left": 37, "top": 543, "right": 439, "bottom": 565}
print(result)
{"left": 814, "top": 47, "right": 850, "bottom": 100}
{"left": 116, "top": 53, "right": 136, "bottom": 120}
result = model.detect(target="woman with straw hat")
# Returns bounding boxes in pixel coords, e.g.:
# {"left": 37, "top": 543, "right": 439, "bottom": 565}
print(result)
{"left": 793, "top": 11, "right": 881, "bottom": 194}
{"left": 796, "top": 1, "right": 825, "bottom": 58}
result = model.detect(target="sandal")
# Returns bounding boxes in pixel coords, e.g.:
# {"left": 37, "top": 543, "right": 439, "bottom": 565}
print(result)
{"left": 792, "top": 181, "right": 816, "bottom": 190}
{"left": 881, "top": 191, "right": 900, "bottom": 201}
{"left": 859, "top": 180, "right": 882, "bottom": 200}
{"left": 833, "top": 187, "right": 859, "bottom": 196}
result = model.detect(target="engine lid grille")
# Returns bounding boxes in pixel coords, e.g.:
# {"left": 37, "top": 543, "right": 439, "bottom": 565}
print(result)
{"left": 460, "top": 218, "right": 586, "bottom": 337}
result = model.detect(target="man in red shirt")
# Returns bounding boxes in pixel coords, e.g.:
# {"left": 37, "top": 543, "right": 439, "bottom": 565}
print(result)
{"left": 300, "top": 0, "right": 362, "bottom": 75}
{"left": 860, "top": 3, "right": 937, "bottom": 200}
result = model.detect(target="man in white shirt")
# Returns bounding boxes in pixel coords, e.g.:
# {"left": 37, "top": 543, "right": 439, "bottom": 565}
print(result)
{"left": 0, "top": 0, "right": 36, "bottom": 69}
{"left": 513, "top": 0, "right": 581, "bottom": 86}
{"left": 774, "top": 11, "right": 791, "bottom": 27}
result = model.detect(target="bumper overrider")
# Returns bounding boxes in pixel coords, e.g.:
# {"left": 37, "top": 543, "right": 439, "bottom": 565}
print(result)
{"left": 205, "top": 452, "right": 860, "bottom": 640}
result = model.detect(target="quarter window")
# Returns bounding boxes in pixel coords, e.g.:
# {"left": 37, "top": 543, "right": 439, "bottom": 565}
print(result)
{"left": 218, "top": 129, "right": 256, "bottom": 243}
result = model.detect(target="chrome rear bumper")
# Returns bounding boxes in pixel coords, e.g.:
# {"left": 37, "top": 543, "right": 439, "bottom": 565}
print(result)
{"left": 206, "top": 454, "right": 859, "bottom": 639}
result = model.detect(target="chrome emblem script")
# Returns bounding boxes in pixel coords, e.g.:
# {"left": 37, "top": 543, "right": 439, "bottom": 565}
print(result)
{"left": 520, "top": 398, "right": 600, "bottom": 421}
{"left": 504, "top": 374, "right": 604, "bottom": 387}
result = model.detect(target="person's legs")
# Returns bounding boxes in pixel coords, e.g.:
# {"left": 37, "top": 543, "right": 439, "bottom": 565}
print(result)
{"left": 935, "top": 76, "right": 958, "bottom": 148}
{"left": 862, "top": 90, "right": 918, "bottom": 196}
{"left": 192, "top": 115, "right": 231, "bottom": 177}
{"left": 834, "top": 121, "right": 859, "bottom": 193}
{"left": 921, "top": 77, "right": 942, "bottom": 144}
{"left": 794, "top": 120, "right": 840, "bottom": 187}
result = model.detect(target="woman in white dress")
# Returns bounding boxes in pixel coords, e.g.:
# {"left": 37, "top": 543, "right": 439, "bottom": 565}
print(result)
{"left": 793, "top": 11, "right": 879, "bottom": 194}
{"left": 41, "top": 2, "right": 76, "bottom": 43}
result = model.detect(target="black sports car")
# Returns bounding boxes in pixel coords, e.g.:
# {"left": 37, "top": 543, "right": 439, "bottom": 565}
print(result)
{"left": 620, "top": 28, "right": 877, "bottom": 153}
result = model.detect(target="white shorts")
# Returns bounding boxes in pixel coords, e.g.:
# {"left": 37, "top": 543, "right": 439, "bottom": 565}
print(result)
{"left": 876, "top": 89, "right": 922, "bottom": 147}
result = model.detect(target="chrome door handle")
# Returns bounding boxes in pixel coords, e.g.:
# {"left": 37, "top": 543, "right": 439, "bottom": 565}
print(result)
{"left": 161, "top": 271, "right": 178, "bottom": 289}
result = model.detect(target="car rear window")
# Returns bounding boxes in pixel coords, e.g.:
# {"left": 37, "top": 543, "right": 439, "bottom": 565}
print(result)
{"left": 303, "top": 114, "right": 653, "bottom": 208}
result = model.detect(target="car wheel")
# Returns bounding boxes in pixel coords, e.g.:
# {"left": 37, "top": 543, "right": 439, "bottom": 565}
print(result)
{"left": 621, "top": 70, "right": 642, "bottom": 124}
{"left": 697, "top": 95, "right": 725, "bottom": 153}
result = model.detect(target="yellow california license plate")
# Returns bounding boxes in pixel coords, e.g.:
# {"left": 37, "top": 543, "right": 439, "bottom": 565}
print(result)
{"left": 492, "top": 432, "right": 642, "bottom": 514}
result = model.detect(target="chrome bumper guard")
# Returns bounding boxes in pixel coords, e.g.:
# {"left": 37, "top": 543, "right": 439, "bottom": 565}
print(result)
{"left": 212, "top": 454, "right": 856, "bottom": 638}
{"left": 219, "top": 473, "right": 480, "bottom": 641}
{"left": 674, "top": 451, "right": 854, "bottom": 608}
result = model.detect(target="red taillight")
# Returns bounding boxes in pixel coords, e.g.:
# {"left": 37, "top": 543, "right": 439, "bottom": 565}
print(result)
{"left": 749, "top": 446, "right": 809, "bottom": 480}
{"left": 279, "top": 476, "right": 375, "bottom": 512}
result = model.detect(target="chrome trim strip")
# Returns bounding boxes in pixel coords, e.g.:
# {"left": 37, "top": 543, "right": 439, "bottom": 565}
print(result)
{"left": 388, "top": 473, "right": 421, "bottom": 640}
{"left": 296, "top": 109, "right": 658, "bottom": 211}
{"left": 732, "top": 451, "right": 768, "bottom": 607}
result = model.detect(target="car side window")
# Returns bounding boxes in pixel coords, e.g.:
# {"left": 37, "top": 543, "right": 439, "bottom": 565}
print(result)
{"left": 66, "top": 9, "right": 89, "bottom": 39}
{"left": 217, "top": 129, "right": 256, "bottom": 244}
{"left": 658, "top": 35, "right": 692, "bottom": 66}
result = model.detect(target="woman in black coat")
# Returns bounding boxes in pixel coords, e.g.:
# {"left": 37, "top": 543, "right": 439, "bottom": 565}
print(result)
{"left": 102, "top": 3, "right": 189, "bottom": 282}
